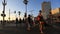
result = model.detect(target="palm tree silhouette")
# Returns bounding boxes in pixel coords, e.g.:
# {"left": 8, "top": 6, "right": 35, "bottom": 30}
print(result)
{"left": 14, "top": 11, "right": 16, "bottom": 18}
{"left": 18, "top": 11, "right": 21, "bottom": 19}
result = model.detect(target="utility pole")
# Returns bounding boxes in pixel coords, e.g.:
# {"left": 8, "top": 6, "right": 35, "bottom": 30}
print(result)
{"left": 1, "top": 0, "right": 7, "bottom": 26}
{"left": 23, "top": 0, "right": 28, "bottom": 18}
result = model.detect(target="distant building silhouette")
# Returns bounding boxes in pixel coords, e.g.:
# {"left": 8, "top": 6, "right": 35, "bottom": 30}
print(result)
{"left": 51, "top": 8, "right": 60, "bottom": 15}
{"left": 42, "top": 1, "right": 51, "bottom": 20}
{"left": 51, "top": 8, "right": 60, "bottom": 22}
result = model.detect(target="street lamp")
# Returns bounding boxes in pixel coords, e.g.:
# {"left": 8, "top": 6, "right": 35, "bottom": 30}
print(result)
{"left": 23, "top": 0, "right": 28, "bottom": 18}
{"left": 1, "top": 0, "right": 7, "bottom": 26}
{"left": 9, "top": 9, "right": 10, "bottom": 23}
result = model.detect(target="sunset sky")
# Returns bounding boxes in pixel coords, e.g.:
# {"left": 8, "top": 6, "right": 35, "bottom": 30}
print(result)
{"left": 0, "top": 0, "right": 60, "bottom": 20}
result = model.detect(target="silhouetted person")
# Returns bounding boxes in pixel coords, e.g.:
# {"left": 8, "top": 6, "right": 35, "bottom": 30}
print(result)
{"left": 19, "top": 18, "right": 22, "bottom": 23}
{"left": 37, "top": 10, "right": 44, "bottom": 33}
{"left": 1, "top": 20, "right": 2, "bottom": 24}
{"left": 23, "top": 18, "right": 25, "bottom": 23}
{"left": 27, "top": 15, "right": 33, "bottom": 31}
{"left": 16, "top": 18, "right": 18, "bottom": 28}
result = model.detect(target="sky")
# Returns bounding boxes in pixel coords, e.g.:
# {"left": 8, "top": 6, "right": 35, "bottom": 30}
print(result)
{"left": 0, "top": 0, "right": 60, "bottom": 20}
